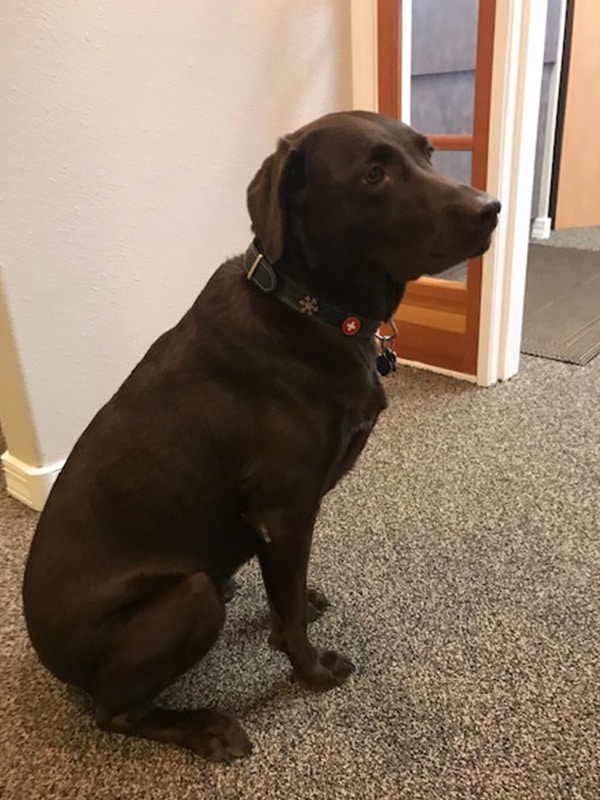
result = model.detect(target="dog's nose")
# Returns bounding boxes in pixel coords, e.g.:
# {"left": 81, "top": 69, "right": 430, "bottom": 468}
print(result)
{"left": 477, "top": 197, "right": 501, "bottom": 227}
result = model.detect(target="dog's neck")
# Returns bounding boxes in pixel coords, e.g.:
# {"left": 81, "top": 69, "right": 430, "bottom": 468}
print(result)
{"left": 244, "top": 242, "right": 405, "bottom": 334}
{"left": 244, "top": 241, "right": 388, "bottom": 339}
{"left": 279, "top": 253, "right": 404, "bottom": 325}
{"left": 274, "top": 221, "right": 407, "bottom": 325}
{"left": 278, "top": 219, "right": 406, "bottom": 323}
{"left": 244, "top": 239, "right": 401, "bottom": 373}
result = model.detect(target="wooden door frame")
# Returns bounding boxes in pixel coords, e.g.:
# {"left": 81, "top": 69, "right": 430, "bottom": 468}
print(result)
{"left": 350, "top": 0, "right": 548, "bottom": 385}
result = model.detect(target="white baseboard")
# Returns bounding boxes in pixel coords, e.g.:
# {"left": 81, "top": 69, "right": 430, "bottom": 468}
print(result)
{"left": 1, "top": 451, "right": 64, "bottom": 511}
{"left": 531, "top": 216, "right": 552, "bottom": 239}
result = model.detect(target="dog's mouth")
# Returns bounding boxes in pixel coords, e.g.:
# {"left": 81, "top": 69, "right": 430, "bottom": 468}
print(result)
{"left": 467, "top": 235, "right": 494, "bottom": 259}
{"left": 429, "top": 230, "right": 495, "bottom": 266}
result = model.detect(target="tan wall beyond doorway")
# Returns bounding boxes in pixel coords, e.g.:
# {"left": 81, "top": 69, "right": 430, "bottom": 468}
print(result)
{"left": 555, "top": 0, "right": 600, "bottom": 229}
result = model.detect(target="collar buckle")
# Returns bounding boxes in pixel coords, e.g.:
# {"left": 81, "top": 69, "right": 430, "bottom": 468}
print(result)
{"left": 244, "top": 243, "right": 277, "bottom": 293}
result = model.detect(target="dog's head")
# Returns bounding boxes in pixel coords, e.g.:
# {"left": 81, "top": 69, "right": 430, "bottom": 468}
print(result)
{"left": 247, "top": 111, "right": 499, "bottom": 283}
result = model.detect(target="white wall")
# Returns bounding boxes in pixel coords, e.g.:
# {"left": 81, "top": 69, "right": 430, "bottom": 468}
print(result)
{"left": 0, "top": 1, "right": 352, "bottom": 480}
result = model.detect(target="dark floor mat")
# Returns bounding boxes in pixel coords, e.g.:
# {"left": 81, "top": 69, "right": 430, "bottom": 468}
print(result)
{"left": 522, "top": 245, "right": 600, "bottom": 365}
{"left": 439, "top": 245, "right": 600, "bottom": 365}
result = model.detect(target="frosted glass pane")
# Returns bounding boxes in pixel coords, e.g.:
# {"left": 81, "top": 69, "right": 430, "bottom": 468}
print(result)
{"left": 410, "top": 0, "right": 479, "bottom": 136}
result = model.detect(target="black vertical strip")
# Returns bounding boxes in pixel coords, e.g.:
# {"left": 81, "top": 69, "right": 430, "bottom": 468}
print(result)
{"left": 549, "top": 0, "right": 576, "bottom": 227}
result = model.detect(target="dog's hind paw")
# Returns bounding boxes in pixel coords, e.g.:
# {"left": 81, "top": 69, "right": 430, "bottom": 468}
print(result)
{"left": 222, "top": 578, "right": 239, "bottom": 603}
{"left": 188, "top": 710, "right": 253, "bottom": 763}
{"left": 97, "top": 706, "right": 253, "bottom": 762}
{"left": 307, "top": 587, "right": 330, "bottom": 622}
{"left": 294, "top": 648, "right": 356, "bottom": 692}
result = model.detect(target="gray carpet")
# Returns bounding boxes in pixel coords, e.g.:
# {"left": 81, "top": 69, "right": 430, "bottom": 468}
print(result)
{"left": 537, "top": 226, "right": 600, "bottom": 252}
{"left": 521, "top": 246, "right": 600, "bottom": 365}
{"left": 2, "top": 354, "right": 599, "bottom": 800}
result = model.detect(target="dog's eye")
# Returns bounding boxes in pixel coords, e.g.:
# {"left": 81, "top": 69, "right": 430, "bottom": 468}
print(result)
{"left": 426, "top": 145, "right": 435, "bottom": 160}
{"left": 365, "top": 166, "right": 385, "bottom": 185}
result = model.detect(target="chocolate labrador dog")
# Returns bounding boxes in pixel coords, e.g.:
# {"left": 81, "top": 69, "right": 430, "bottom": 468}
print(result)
{"left": 22, "top": 111, "right": 499, "bottom": 762}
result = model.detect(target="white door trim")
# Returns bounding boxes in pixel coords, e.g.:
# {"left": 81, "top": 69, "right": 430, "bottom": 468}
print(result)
{"left": 532, "top": 0, "right": 567, "bottom": 239}
{"left": 351, "top": 0, "right": 548, "bottom": 386}
{"left": 479, "top": 0, "right": 548, "bottom": 385}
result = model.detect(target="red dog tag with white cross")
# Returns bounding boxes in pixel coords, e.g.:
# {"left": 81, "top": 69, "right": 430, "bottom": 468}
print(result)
{"left": 342, "top": 317, "right": 361, "bottom": 336}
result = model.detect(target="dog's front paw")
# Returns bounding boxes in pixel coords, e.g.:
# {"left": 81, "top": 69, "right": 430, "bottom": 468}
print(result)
{"left": 294, "top": 648, "right": 355, "bottom": 692}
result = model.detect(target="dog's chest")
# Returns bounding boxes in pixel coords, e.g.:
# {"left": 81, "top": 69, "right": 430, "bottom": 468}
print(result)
{"left": 325, "top": 377, "right": 386, "bottom": 486}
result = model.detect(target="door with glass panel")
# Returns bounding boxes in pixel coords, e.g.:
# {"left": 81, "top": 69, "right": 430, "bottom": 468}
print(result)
{"left": 378, "top": 0, "right": 496, "bottom": 375}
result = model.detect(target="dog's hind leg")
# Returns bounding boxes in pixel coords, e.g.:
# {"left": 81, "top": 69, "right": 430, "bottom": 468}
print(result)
{"left": 90, "top": 570, "right": 252, "bottom": 762}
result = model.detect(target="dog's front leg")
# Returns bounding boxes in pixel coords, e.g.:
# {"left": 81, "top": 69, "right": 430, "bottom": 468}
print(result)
{"left": 252, "top": 507, "right": 355, "bottom": 691}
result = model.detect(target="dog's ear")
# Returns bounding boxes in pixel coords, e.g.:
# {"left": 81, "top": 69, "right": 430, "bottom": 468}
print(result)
{"left": 247, "top": 137, "right": 306, "bottom": 264}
